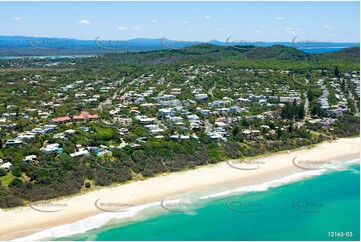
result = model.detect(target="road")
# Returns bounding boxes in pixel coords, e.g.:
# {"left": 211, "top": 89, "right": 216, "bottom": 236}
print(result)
{"left": 98, "top": 90, "right": 118, "bottom": 111}
{"left": 204, "top": 119, "right": 212, "bottom": 133}
{"left": 303, "top": 91, "right": 309, "bottom": 118}
{"left": 208, "top": 82, "right": 217, "bottom": 99}
{"left": 348, "top": 91, "right": 360, "bottom": 117}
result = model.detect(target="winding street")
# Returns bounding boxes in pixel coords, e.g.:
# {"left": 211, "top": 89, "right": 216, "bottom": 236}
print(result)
{"left": 208, "top": 82, "right": 217, "bottom": 99}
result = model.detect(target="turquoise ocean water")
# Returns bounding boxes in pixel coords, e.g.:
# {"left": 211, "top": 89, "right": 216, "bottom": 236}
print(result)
{"left": 47, "top": 159, "right": 360, "bottom": 241}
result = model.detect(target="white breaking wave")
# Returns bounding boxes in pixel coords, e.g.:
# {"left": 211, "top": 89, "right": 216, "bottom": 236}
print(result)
{"left": 14, "top": 159, "right": 359, "bottom": 241}
{"left": 200, "top": 159, "right": 360, "bottom": 200}
{"left": 13, "top": 202, "right": 160, "bottom": 241}
{"left": 199, "top": 169, "right": 325, "bottom": 199}
{"left": 345, "top": 158, "right": 360, "bottom": 164}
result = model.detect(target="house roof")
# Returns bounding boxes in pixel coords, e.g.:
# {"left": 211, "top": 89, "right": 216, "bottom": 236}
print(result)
{"left": 73, "top": 111, "right": 99, "bottom": 120}
{"left": 52, "top": 116, "right": 71, "bottom": 122}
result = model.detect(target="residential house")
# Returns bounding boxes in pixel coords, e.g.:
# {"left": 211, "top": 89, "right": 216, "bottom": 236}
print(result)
{"left": 5, "top": 139, "right": 23, "bottom": 147}
{"left": 0, "top": 162, "right": 12, "bottom": 171}
{"left": 73, "top": 111, "right": 99, "bottom": 123}
{"left": 279, "top": 96, "right": 301, "bottom": 104}
{"left": 194, "top": 93, "right": 208, "bottom": 101}
{"left": 51, "top": 116, "right": 71, "bottom": 124}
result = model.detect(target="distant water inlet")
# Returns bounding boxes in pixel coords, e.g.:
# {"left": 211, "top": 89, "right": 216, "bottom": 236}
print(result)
{"left": 292, "top": 36, "right": 356, "bottom": 51}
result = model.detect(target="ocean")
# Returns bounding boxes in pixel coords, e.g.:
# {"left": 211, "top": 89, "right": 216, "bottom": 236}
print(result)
{"left": 20, "top": 158, "right": 358, "bottom": 241}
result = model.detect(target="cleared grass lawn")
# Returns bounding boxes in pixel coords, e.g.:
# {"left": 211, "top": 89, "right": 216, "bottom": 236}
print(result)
{"left": 0, "top": 173, "right": 16, "bottom": 187}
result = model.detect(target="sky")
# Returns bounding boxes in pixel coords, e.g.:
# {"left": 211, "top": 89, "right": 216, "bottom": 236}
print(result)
{"left": 0, "top": 1, "right": 359, "bottom": 42}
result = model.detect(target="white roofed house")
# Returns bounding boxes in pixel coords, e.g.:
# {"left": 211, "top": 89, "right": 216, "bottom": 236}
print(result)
{"left": 279, "top": 96, "right": 301, "bottom": 104}
{"left": 230, "top": 106, "right": 241, "bottom": 114}
{"left": 170, "top": 134, "right": 180, "bottom": 141}
{"left": 144, "top": 124, "right": 164, "bottom": 135}
{"left": 70, "top": 149, "right": 90, "bottom": 157}
{"left": 158, "top": 108, "right": 176, "bottom": 117}
{"left": 187, "top": 114, "right": 201, "bottom": 123}
{"left": 5, "top": 139, "right": 23, "bottom": 147}
{"left": 168, "top": 116, "right": 184, "bottom": 123}
{"left": 40, "top": 143, "right": 62, "bottom": 154}
{"left": 237, "top": 97, "right": 251, "bottom": 103}
{"left": 135, "top": 115, "right": 157, "bottom": 125}
{"left": 17, "top": 132, "right": 36, "bottom": 140}
{"left": 24, "top": 155, "right": 37, "bottom": 163}
{"left": 194, "top": 93, "right": 208, "bottom": 101}
{"left": 200, "top": 109, "right": 211, "bottom": 116}
{"left": 170, "top": 88, "right": 182, "bottom": 95}
{"left": 241, "top": 129, "right": 262, "bottom": 140}
{"left": 65, "top": 129, "right": 77, "bottom": 136}
{"left": 0, "top": 162, "right": 12, "bottom": 171}
{"left": 180, "top": 135, "right": 190, "bottom": 141}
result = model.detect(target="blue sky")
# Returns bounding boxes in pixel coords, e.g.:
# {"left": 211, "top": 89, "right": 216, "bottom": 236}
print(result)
{"left": 0, "top": 1, "right": 359, "bottom": 42}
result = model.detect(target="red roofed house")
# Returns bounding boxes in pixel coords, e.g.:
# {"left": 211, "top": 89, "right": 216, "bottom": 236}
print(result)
{"left": 215, "top": 117, "right": 226, "bottom": 122}
{"left": 51, "top": 116, "right": 71, "bottom": 124}
{"left": 73, "top": 111, "right": 99, "bottom": 123}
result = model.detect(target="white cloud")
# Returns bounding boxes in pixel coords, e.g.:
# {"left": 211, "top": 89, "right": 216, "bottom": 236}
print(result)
{"left": 78, "top": 19, "right": 91, "bottom": 25}
{"left": 326, "top": 33, "right": 337, "bottom": 37}
{"left": 117, "top": 26, "right": 127, "bottom": 30}
{"left": 275, "top": 16, "right": 285, "bottom": 20}
{"left": 255, "top": 30, "right": 262, "bottom": 33}
{"left": 324, "top": 25, "right": 332, "bottom": 29}
{"left": 270, "top": 31, "right": 281, "bottom": 36}
{"left": 187, "top": 27, "right": 197, "bottom": 35}
{"left": 11, "top": 16, "right": 22, "bottom": 22}
{"left": 284, "top": 27, "right": 296, "bottom": 35}
{"left": 184, "top": 21, "right": 189, "bottom": 24}
{"left": 204, "top": 16, "right": 211, "bottom": 19}
{"left": 215, "top": 28, "right": 224, "bottom": 32}
{"left": 132, "top": 26, "right": 141, "bottom": 31}
{"left": 150, "top": 20, "right": 158, "bottom": 24}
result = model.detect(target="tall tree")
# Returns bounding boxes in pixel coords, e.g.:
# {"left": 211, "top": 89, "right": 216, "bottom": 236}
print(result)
{"left": 334, "top": 66, "right": 339, "bottom": 77}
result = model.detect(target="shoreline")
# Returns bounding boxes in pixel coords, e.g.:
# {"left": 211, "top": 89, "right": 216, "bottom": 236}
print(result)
{"left": 0, "top": 137, "right": 359, "bottom": 241}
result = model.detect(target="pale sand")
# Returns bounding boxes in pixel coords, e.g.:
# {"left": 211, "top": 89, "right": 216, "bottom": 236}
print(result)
{"left": 0, "top": 137, "right": 359, "bottom": 240}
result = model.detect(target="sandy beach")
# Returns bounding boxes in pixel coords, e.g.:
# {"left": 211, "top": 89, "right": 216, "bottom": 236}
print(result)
{"left": 0, "top": 137, "right": 359, "bottom": 240}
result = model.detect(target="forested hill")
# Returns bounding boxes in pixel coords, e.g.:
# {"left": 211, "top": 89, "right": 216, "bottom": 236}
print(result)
{"left": 86, "top": 44, "right": 359, "bottom": 71}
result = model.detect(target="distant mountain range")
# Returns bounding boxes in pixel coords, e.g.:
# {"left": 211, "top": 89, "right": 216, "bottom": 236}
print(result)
{"left": 0, "top": 35, "right": 359, "bottom": 57}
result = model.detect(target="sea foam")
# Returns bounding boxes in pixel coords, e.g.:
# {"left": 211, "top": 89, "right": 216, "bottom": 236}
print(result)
{"left": 14, "top": 158, "right": 359, "bottom": 241}
{"left": 13, "top": 202, "right": 160, "bottom": 241}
